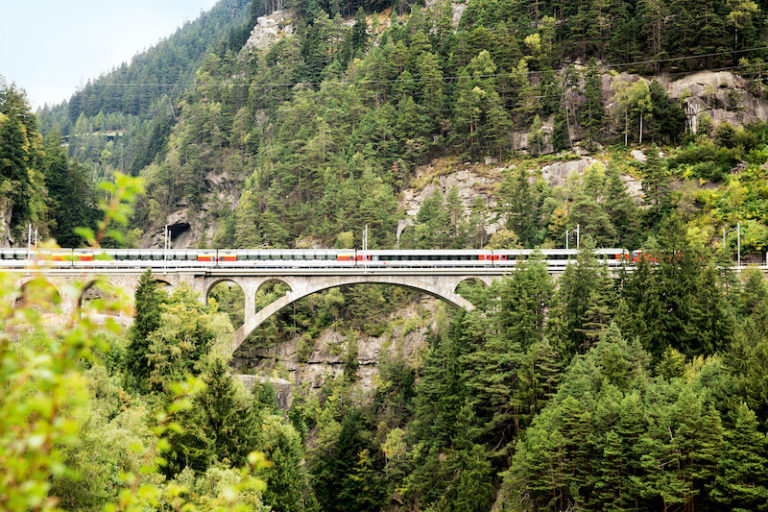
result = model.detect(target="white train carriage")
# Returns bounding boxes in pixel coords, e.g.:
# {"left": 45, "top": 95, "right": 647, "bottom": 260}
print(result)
{"left": 217, "top": 249, "right": 356, "bottom": 268}
{"left": 491, "top": 248, "right": 628, "bottom": 267}
{"left": 0, "top": 248, "right": 74, "bottom": 267}
{"left": 356, "top": 250, "right": 495, "bottom": 267}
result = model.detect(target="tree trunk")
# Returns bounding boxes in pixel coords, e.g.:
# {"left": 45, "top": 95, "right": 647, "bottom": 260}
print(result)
{"left": 625, "top": 111, "right": 629, "bottom": 146}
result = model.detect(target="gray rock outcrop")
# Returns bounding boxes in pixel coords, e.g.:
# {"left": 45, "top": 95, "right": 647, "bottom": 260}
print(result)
{"left": 244, "top": 10, "right": 293, "bottom": 51}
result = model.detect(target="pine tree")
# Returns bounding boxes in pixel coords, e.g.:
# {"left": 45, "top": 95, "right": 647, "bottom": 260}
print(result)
{"left": 500, "top": 167, "right": 546, "bottom": 246}
{"left": 712, "top": 403, "right": 768, "bottom": 510}
{"left": 549, "top": 241, "right": 607, "bottom": 357}
{"left": 483, "top": 89, "right": 513, "bottom": 160}
{"left": 126, "top": 269, "right": 164, "bottom": 388}
{"left": 496, "top": 255, "right": 553, "bottom": 348}
{"left": 195, "top": 358, "right": 260, "bottom": 467}
{"left": 452, "top": 70, "right": 483, "bottom": 154}
{"left": 604, "top": 163, "right": 641, "bottom": 249}
{"left": 577, "top": 266, "right": 615, "bottom": 345}
{"left": 687, "top": 263, "right": 734, "bottom": 355}
{"left": 580, "top": 59, "right": 606, "bottom": 145}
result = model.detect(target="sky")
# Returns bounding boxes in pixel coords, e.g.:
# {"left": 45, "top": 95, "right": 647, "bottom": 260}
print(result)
{"left": 0, "top": 0, "right": 220, "bottom": 109}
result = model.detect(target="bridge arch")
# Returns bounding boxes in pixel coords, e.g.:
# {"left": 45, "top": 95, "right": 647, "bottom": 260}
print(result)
{"left": 16, "top": 277, "right": 61, "bottom": 309}
{"left": 205, "top": 277, "right": 247, "bottom": 303}
{"left": 454, "top": 276, "right": 493, "bottom": 292}
{"left": 232, "top": 274, "right": 475, "bottom": 352}
{"left": 153, "top": 278, "right": 173, "bottom": 289}
{"left": 256, "top": 278, "right": 292, "bottom": 294}
{"left": 254, "top": 278, "right": 292, "bottom": 313}
{"left": 207, "top": 279, "right": 246, "bottom": 329}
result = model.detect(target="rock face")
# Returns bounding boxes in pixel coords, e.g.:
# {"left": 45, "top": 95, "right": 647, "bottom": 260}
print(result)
{"left": 400, "top": 160, "right": 505, "bottom": 235}
{"left": 243, "top": 10, "right": 293, "bottom": 51}
{"left": 238, "top": 375, "right": 293, "bottom": 409}
{"left": 232, "top": 299, "right": 438, "bottom": 397}
{"left": 143, "top": 162, "right": 246, "bottom": 248}
{"left": 666, "top": 71, "right": 768, "bottom": 131}
{"left": 540, "top": 157, "right": 598, "bottom": 188}
{"left": 604, "top": 70, "right": 768, "bottom": 136}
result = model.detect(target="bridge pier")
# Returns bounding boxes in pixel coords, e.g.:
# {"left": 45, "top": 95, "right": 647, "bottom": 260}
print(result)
{"left": 6, "top": 268, "right": 515, "bottom": 353}
{"left": 229, "top": 274, "right": 488, "bottom": 352}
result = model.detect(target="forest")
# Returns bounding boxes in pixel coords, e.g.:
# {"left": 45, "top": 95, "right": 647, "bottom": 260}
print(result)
{"left": 4, "top": 0, "right": 768, "bottom": 510}
{"left": 4, "top": 205, "right": 768, "bottom": 511}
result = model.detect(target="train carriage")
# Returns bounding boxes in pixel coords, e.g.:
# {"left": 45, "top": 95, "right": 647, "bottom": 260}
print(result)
{"left": 357, "top": 250, "right": 495, "bottom": 267}
{"left": 0, "top": 248, "right": 75, "bottom": 267}
{"left": 0, "top": 247, "right": 631, "bottom": 269}
{"left": 216, "top": 249, "right": 355, "bottom": 268}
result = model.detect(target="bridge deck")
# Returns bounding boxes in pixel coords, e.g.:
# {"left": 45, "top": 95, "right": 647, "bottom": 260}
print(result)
{"left": 4, "top": 265, "right": 767, "bottom": 277}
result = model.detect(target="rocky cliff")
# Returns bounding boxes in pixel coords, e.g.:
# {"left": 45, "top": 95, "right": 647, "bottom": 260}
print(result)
{"left": 232, "top": 297, "right": 442, "bottom": 400}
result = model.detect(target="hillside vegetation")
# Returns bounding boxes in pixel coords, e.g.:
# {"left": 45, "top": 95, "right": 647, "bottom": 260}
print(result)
{"left": 4, "top": 0, "right": 768, "bottom": 511}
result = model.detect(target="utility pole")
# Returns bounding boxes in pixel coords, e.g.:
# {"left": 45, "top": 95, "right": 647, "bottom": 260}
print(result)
{"left": 164, "top": 225, "right": 170, "bottom": 259}
{"left": 724, "top": 223, "right": 742, "bottom": 266}
{"left": 576, "top": 224, "right": 580, "bottom": 249}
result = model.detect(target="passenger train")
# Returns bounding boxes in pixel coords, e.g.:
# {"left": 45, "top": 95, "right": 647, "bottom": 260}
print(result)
{"left": 0, "top": 248, "right": 630, "bottom": 269}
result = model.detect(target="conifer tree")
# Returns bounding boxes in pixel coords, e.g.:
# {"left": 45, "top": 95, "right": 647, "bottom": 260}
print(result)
{"left": 196, "top": 358, "right": 260, "bottom": 467}
{"left": 496, "top": 255, "right": 553, "bottom": 348}
{"left": 126, "top": 269, "right": 164, "bottom": 388}
{"left": 711, "top": 403, "right": 768, "bottom": 510}
{"left": 579, "top": 59, "right": 606, "bottom": 145}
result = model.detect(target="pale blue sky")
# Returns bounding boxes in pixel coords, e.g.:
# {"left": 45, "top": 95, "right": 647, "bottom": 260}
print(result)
{"left": 0, "top": 0, "right": 219, "bottom": 109}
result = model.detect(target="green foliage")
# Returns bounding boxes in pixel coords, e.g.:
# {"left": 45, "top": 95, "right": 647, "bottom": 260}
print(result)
{"left": 0, "top": 173, "right": 273, "bottom": 511}
{"left": 126, "top": 269, "right": 166, "bottom": 389}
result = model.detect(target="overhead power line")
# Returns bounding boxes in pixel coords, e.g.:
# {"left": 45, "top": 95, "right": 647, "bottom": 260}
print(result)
{"left": 64, "top": 45, "right": 768, "bottom": 91}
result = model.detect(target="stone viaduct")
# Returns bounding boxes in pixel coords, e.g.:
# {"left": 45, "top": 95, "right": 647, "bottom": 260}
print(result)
{"left": 9, "top": 269, "right": 501, "bottom": 352}
{"left": 10, "top": 263, "right": 768, "bottom": 352}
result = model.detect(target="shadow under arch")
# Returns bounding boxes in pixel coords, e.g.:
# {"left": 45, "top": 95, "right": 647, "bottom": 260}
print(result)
{"left": 78, "top": 279, "right": 124, "bottom": 317}
{"left": 16, "top": 277, "right": 61, "bottom": 310}
{"left": 255, "top": 278, "right": 292, "bottom": 313}
{"left": 153, "top": 278, "right": 173, "bottom": 289}
{"left": 454, "top": 276, "right": 490, "bottom": 299}
{"left": 232, "top": 276, "right": 475, "bottom": 353}
{"left": 207, "top": 278, "right": 246, "bottom": 330}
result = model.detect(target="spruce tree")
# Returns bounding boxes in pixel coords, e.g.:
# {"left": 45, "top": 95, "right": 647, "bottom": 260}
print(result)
{"left": 712, "top": 403, "right": 768, "bottom": 510}
{"left": 126, "top": 269, "right": 164, "bottom": 388}
{"left": 196, "top": 358, "right": 260, "bottom": 467}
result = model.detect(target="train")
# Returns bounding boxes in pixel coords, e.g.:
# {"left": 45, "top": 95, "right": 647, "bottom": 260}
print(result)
{"left": 0, "top": 248, "right": 630, "bottom": 269}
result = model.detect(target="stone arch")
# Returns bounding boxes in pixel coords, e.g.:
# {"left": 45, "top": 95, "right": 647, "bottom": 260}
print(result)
{"left": 232, "top": 275, "right": 475, "bottom": 352}
{"left": 454, "top": 276, "right": 491, "bottom": 292}
{"left": 16, "top": 277, "right": 61, "bottom": 309}
{"left": 207, "top": 278, "right": 246, "bottom": 329}
{"left": 205, "top": 277, "right": 246, "bottom": 304}
{"left": 454, "top": 276, "right": 493, "bottom": 301}
{"left": 254, "top": 278, "right": 292, "bottom": 313}
{"left": 78, "top": 279, "right": 124, "bottom": 318}
{"left": 153, "top": 278, "right": 173, "bottom": 289}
